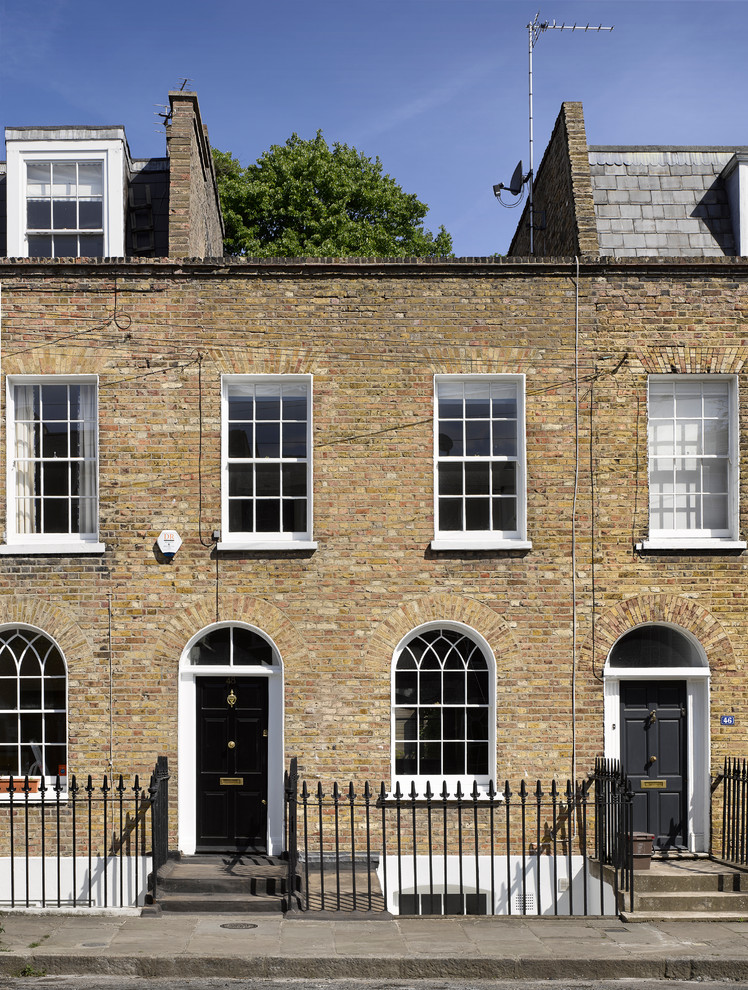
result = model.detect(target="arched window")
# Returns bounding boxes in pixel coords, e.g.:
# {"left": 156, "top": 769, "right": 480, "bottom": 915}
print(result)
{"left": 188, "top": 625, "right": 276, "bottom": 667}
{"left": 609, "top": 625, "right": 704, "bottom": 668}
{"left": 393, "top": 626, "right": 493, "bottom": 788}
{"left": 0, "top": 628, "right": 67, "bottom": 779}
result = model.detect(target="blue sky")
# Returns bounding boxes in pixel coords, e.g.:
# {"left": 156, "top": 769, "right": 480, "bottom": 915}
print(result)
{"left": 1, "top": 0, "right": 747, "bottom": 256}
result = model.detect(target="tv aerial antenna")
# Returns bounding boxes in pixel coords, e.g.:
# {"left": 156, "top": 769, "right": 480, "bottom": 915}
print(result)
{"left": 493, "top": 13, "right": 613, "bottom": 253}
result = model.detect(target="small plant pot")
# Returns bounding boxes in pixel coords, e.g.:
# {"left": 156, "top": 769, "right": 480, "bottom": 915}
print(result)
{"left": 631, "top": 831, "right": 654, "bottom": 870}
{"left": 0, "top": 777, "right": 40, "bottom": 794}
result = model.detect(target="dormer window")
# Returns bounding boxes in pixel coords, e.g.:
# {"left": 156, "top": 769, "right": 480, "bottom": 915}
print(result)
{"left": 26, "top": 162, "right": 104, "bottom": 258}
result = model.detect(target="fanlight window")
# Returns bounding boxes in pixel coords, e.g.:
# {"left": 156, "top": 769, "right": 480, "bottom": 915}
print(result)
{"left": 394, "top": 627, "right": 491, "bottom": 782}
{"left": 0, "top": 628, "right": 67, "bottom": 779}
{"left": 609, "top": 625, "right": 702, "bottom": 668}
{"left": 189, "top": 626, "right": 275, "bottom": 667}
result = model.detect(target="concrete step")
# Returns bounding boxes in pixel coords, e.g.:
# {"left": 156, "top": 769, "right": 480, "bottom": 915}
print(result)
{"left": 632, "top": 870, "right": 746, "bottom": 893}
{"left": 151, "top": 891, "right": 288, "bottom": 913}
{"left": 631, "top": 889, "right": 748, "bottom": 913}
{"left": 149, "top": 854, "right": 298, "bottom": 913}
{"left": 622, "top": 910, "right": 748, "bottom": 923}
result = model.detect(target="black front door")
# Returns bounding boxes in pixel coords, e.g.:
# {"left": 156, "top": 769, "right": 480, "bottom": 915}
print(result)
{"left": 621, "top": 680, "right": 687, "bottom": 850}
{"left": 196, "top": 676, "right": 268, "bottom": 851}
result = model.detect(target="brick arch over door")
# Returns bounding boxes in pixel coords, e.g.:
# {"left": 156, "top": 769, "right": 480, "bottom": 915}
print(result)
{"left": 0, "top": 596, "right": 92, "bottom": 671}
{"left": 579, "top": 594, "right": 735, "bottom": 673}
{"left": 159, "top": 594, "right": 309, "bottom": 675}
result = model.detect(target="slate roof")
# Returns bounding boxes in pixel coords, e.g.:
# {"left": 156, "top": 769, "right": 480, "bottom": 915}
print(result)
{"left": 588, "top": 146, "right": 746, "bottom": 257}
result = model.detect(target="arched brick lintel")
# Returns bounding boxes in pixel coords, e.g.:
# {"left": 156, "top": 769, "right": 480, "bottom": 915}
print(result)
{"left": 0, "top": 596, "right": 92, "bottom": 672}
{"left": 579, "top": 594, "right": 735, "bottom": 672}
{"left": 361, "top": 592, "right": 520, "bottom": 675}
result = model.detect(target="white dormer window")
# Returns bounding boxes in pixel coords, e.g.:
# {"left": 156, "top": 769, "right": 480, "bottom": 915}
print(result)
{"left": 5, "top": 131, "right": 128, "bottom": 258}
{"left": 26, "top": 162, "right": 104, "bottom": 258}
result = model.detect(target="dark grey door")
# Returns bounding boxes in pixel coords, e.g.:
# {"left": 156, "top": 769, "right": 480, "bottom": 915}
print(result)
{"left": 196, "top": 676, "right": 268, "bottom": 851}
{"left": 621, "top": 680, "right": 687, "bottom": 850}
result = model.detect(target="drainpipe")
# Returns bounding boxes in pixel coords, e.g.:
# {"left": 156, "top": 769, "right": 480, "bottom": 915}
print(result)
{"left": 571, "top": 257, "right": 580, "bottom": 789}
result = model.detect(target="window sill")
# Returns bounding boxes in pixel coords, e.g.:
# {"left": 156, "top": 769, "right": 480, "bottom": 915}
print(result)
{"left": 636, "top": 539, "right": 747, "bottom": 553}
{"left": 430, "top": 538, "right": 532, "bottom": 552}
{"left": 216, "top": 539, "right": 318, "bottom": 552}
{"left": 0, "top": 542, "right": 106, "bottom": 556}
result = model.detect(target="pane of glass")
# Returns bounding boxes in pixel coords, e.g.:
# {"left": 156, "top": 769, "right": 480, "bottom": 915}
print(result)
{"left": 42, "top": 499, "right": 69, "bottom": 534}
{"left": 437, "top": 382, "right": 463, "bottom": 417}
{"left": 228, "top": 392, "right": 254, "bottom": 421}
{"left": 466, "top": 708, "right": 489, "bottom": 739}
{"left": 44, "top": 462, "right": 68, "bottom": 496}
{"left": 255, "top": 422, "right": 280, "bottom": 458}
{"left": 232, "top": 628, "right": 273, "bottom": 666}
{"left": 676, "top": 389, "right": 702, "bottom": 418}
{"left": 438, "top": 421, "right": 462, "bottom": 457}
{"left": 439, "top": 498, "right": 462, "bottom": 531}
{"left": 19, "top": 650, "right": 41, "bottom": 677}
{"left": 464, "top": 383, "right": 490, "bottom": 418}
{"left": 190, "top": 627, "right": 230, "bottom": 665}
{"left": 467, "top": 742, "right": 488, "bottom": 774}
{"left": 53, "top": 200, "right": 76, "bottom": 230}
{"left": 0, "top": 647, "right": 16, "bottom": 678}
{"left": 419, "top": 670, "right": 441, "bottom": 705}
{"left": 443, "top": 670, "right": 465, "bottom": 704}
{"left": 703, "top": 420, "right": 729, "bottom": 456}
{"left": 228, "top": 499, "right": 254, "bottom": 533}
{"left": 54, "top": 234, "right": 79, "bottom": 256}
{"left": 465, "top": 463, "right": 489, "bottom": 495}
{"left": 282, "top": 463, "right": 306, "bottom": 496}
{"left": 41, "top": 385, "right": 68, "bottom": 421}
{"left": 282, "top": 393, "right": 307, "bottom": 420}
{"left": 419, "top": 741, "right": 441, "bottom": 775}
{"left": 674, "top": 420, "right": 701, "bottom": 457}
{"left": 42, "top": 422, "right": 68, "bottom": 458}
{"left": 467, "top": 670, "right": 489, "bottom": 705}
{"left": 492, "top": 497, "right": 517, "bottom": 531}
{"left": 255, "top": 500, "right": 280, "bottom": 532}
{"left": 395, "top": 670, "right": 417, "bottom": 704}
{"left": 27, "top": 163, "right": 50, "bottom": 194}
{"left": 492, "top": 462, "right": 516, "bottom": 494}
{"left": 491, "top": 384, "right": 517, "bottom": 418}
{"left": 442, "top": 741, "right": 464, "bottom": 774}
{"left": 27, "top": 200, "right": 51, "bottom": 229}
{"left": 442, "top": 707, "right": 465, "bottom": 739}
{"left": 465, "top": 421, "right": 490, "bottom": 456}
{"left": 52, "top": 163, "right": 77, "bottom": 196}
{"left": 20, "top": 713, "right": 42, "bottom": 743}
{"left": 228, "top": 424, "right": 253, "bottom": 458}
{"left": 78, "top": 235, "right": 103, "bottom": 257}
{"left": 397, "top": 650, "right": 417, "bottom": 670}
{"left": 44, "top": 678, "right": 65, "bottom": 710}
{"left": 46, "top": 745, "right": 67, "bottom": 778}
{"left": 28, "top": 235, "right": 53, "bottom": 257}
{"left": 0, "top": 747, "right": 17, "bottom": 775}
{"left": 255, "top": 389, "right": 280, "bottom": 420}
{"left": 282, "top": 499, "right": 306, "bottom": 532}
{"left": 650, "top": 458, "right": 674, "bottom": 495}
{"left": 438, "top": 464, "right": 462, "bottom": 496}
{"left": 79, "top": 200, "right": 102, "bottom": 230}
{"left": 44, "top": 648, "right": 65, "bottom": 677}
{"left": 648, "top": 383, "right": 672, "bottom": 418}
{"left": 69, "top": 421, "right": 81, "bottom": 459}
{"left": 228, "top": 464, "right": 253, "bottom": 496}
{"left": 45, "top": 712, "right": 66, "bottom": 742}
{"left": 492, "top": 420, "right": 517, "bottom": 457}
{"left": 395, "top": 741, "right": 417, "bottom": 774}
{"left": 650, "top": 494, "right": 673, "bottom": 531}
{"left": 396, "top": 709, "right": 417, "bottom": 741}
{"left": 465, "top": 497, "right": 490, "bottom": 530}
{"left": 0, "top": 714, "right": 17, "bottom": 743}
{"left": 703, "top": 460, "right": 728, "bottom": 494}
{"left": 19, "top": 745, "right": 39, "bottom": 775}
{"left": 649, "top": 420, "right": 674, "bottom": 456}
{"left": 0, "top": 679, "right": 15, "bottom": 711}
{"left": 703, "top": 494, "right": 728, "bottom": 530}
{"left": 256, "top": 464, "right": 280, "bottom": 496}
{"left": 77, "top": 164, "right": 103, "bottom": 196}
{"left": 703, "top": 386, "right": 729, "bottom": 420}
{"left": 674, "top": 494, "right": 699, "bottom": 530}
{"left": 419, "top": 709, "right": 441, "bottom": 740}
{"left": 282, "top": 422, "right": 306, "bottom": 457}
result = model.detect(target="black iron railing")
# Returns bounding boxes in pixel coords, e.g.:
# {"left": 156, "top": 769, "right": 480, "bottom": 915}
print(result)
{"left": 285, "top": 766, "right": 633, "bottom": 916}
{"left": 592, "top": 757, "right": 634, "bottom": 914}
{"left": 713, "top": 757, "right": 748, "bottom": 867}
{"left": 147, "top": 756, "right": 170, "bottom": 905}
{"left": 0, "top": 757, "right": 169, "bottom": 910}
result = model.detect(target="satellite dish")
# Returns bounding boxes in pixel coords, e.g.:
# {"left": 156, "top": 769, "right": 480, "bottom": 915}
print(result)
{"left": 509, "top": 160, "right": 524, "bottom": 195}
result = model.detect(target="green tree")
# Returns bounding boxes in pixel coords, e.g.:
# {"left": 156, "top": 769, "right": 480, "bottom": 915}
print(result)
{"left": 213, "top": 132, "right": 452, "bottom": 258}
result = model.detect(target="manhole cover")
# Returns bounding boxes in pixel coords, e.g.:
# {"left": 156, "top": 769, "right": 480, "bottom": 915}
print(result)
{"left": 220, "top": 922, "right": 257, "bottom": 930}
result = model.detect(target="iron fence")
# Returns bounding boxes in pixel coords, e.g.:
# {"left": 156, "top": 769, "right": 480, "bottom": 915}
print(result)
{"left": 284, "top": 764, "right": 634, "bottom": 916}
{"left": 0, "top": 757, "right": 169, "bottom": 910}
{"left": 713, "top": 757, "right": 748, "bottom": 867}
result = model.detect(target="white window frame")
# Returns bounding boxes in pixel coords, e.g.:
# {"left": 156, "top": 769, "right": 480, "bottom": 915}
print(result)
{"left": 217, "top": 374, "right": 316, "bottom": 551}
{"left": 431, "top": 374, "right": 530, "bottom": 551}
{"left": 0, "top": 624, "right": 68, "bottom": 801}
{"left": 640, "top": 375, "right": 745, "bottom": 551}
{"left": 5, "top": 137, "right": 126, "bottom": 258}
{"left": 391, "top": 621, "right": 497, "bottom": 797}
{"left": 2, "top": 375, "right": 105, "bottom": 555}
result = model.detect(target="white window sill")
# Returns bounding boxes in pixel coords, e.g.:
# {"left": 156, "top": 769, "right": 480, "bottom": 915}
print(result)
{"left": 0, "top": 542, "right": 106, "bottom": 556}
{"left": 216, "top": 539, "right": 318, "bottom": 552}
{"left": 636, "top": 539, "right": 747, "bottom": 552}
{"left": 430, "top": 538, "right": 532, "bottom": 551}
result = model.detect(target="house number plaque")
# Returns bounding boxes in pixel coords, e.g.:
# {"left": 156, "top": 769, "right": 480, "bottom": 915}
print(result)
{"left": 641, "top": 780, "right": 667, "bottom": 789}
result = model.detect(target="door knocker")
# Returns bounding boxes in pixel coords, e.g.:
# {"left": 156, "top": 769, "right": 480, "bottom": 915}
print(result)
{"left": 227, "top": 689, "right": 237, "bottom": 708}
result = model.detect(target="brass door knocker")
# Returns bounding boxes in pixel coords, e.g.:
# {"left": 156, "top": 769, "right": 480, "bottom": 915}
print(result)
{"left": 227, "top": 689, "right": 237, "bottom": 708}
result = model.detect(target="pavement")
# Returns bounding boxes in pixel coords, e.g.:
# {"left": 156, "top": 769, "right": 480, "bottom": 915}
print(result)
{"left": 3, "top": 910, "right": 748, "bottom": 980}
